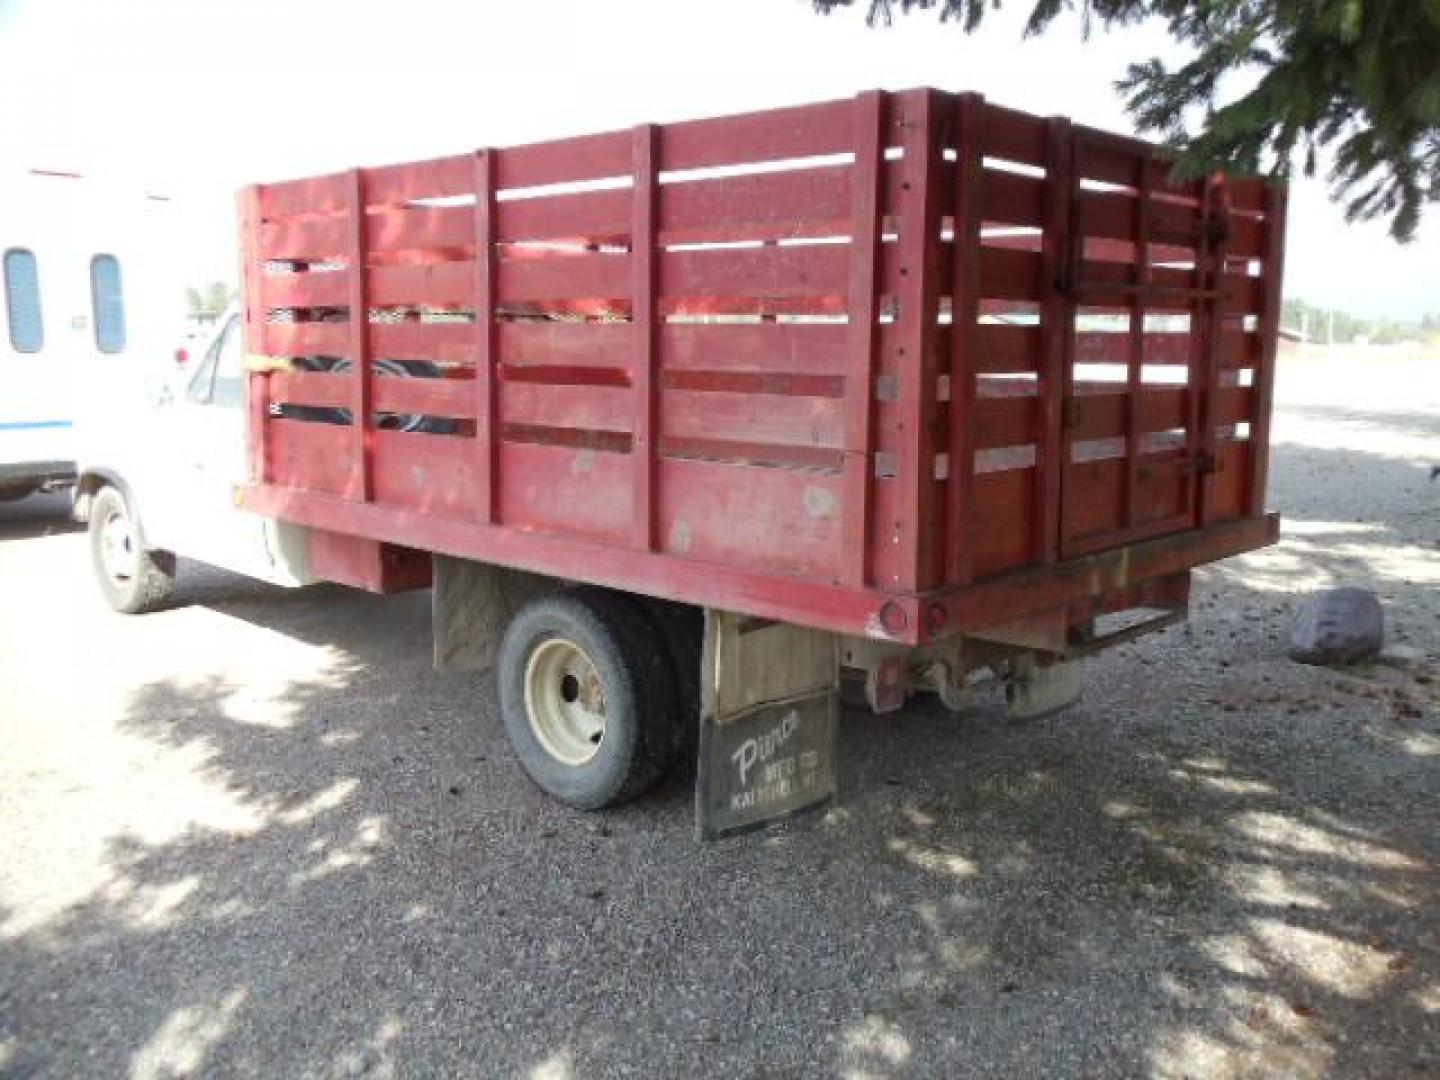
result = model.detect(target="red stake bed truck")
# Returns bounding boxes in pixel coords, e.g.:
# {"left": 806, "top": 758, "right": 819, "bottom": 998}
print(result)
{"left": 110, "top": 89, "right": 1290, "bottom": 837}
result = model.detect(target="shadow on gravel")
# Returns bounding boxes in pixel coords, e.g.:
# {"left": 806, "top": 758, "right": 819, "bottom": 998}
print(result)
{"left": 2, "top": 438, "right": 1437, "bottom": 1076}
{"left": 1279, "top": 401, "right": 1440, "bottom": 447}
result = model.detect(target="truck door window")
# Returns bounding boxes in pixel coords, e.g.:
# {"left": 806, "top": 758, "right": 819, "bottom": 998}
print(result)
{"left": 187, "top": 316, "right": 237, "bottom": 404}
{"left": 89, "top": 254, "right": 126, "bottom": 353}
{"left": 3, "top": 249, "right": 43, "bottom": 353}
{"left": 210, "top": 317, "right": 244, "bottom": 409}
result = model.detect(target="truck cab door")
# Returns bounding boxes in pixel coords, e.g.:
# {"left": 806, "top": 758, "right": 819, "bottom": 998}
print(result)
{"left": 164, "top": 313, "right": 304, "bottom": 582}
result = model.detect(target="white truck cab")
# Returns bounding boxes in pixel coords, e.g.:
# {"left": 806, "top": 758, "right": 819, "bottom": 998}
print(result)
{"left": 74, "top": 307, "right": 313, "bottom": 611}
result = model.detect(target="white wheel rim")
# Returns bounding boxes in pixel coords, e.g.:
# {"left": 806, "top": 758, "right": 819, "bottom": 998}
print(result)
{"left": 99, "top": 507, "right": 138, "bottom": 583}
{"left": 524, "top": 637, "right": 606, "bottom": 766}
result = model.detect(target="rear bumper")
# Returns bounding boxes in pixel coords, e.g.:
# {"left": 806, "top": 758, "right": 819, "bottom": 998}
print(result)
{"left": 917, "top": 513, "right": 1280, "bottom": 643}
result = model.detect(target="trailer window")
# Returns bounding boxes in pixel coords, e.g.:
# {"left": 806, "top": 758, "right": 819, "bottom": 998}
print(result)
{"left": 3, "top": 249, "right": 43, "bottom": 353}
{"left": 90, "top": 255, "right": 125, "bottom": 353}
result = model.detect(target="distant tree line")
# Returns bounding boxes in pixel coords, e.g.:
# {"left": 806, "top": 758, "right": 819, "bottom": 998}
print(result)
{"left": 1282, "top": 298, "right": 1440, "bottom": 346}
{"left": 185, "top": 281, "right": 236, "bottom": 322}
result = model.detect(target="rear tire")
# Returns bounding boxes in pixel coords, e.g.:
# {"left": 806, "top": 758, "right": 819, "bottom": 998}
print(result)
{"left": 498, "top": 589, "right": 679, "bottom": 809}
{"left": 88, "top": 486, "right": 176, "bottom": 614}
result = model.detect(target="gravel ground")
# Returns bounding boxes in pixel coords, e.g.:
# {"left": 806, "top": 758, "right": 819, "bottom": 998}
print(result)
{"left": 1, "top": 355, "right": 1436, "bottom": 1079}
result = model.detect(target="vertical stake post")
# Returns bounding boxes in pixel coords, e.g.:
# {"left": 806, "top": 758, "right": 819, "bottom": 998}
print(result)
{"left": 945, "top": 92, "right": 985, "bottom": 585}
{"left": 840, "top": 90, "right": 885, "bottom": 588}
{"left": 631, "top": 124, "right": 660, "bottom": 551}
{"left": 1036, "top": 118, "right": 1074, "bottom": 562}
{"left": 344, "top": 168, "right": 371, "bottom": 502}
{"left": 473, "top": 149, "right": 498, "bottom": 523}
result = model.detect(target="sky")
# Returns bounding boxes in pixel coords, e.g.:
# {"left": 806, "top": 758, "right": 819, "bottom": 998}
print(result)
{"left": 1, "top": 0, "right": 1435, "bottom": 320}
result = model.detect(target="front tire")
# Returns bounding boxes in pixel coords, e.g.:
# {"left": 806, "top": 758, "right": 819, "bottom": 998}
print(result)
{"left": 88, "top": 486, "right": 176, "bottom": 614}
{"left": 498, "top": 590, "right": 679, "bottom": 809}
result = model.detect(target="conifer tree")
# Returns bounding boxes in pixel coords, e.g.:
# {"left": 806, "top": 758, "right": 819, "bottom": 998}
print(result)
{"left": 812, "top": 0, "right": 1440, "bottom": 240}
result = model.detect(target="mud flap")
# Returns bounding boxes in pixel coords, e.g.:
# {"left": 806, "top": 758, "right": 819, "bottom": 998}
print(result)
{"left": 431, "top": 555, "right": 552, "bottom": 673}
{"left": 695, "top": 611, "right": 840, "bottom": 840}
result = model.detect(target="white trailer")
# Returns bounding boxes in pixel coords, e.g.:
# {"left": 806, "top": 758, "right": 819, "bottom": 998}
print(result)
{"left": 0, "top": 171, "right": 179, "bottom": 499}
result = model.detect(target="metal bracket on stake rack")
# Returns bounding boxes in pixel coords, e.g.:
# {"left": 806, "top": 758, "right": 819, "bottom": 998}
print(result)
{"left": 695, "top": 610, "right": 840, "bottom": 839}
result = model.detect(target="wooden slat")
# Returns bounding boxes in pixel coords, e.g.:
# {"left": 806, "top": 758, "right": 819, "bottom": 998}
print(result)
{"left": 369, "top": 204, "right": 470, "bottom": 252}
{"left": 981, "top": 168, "right": 1044, "bottom": 228}
{"left": 1226, "top": 211, "right": 1264, "bottom": 258}
{"left": 663, "top": 370, "right": 841, "bottom": 396}
{"left": 840, "top": 90, "right": 884, "bottom": 587}
{"left": 974, "top": 322, "right": 1040, "bottom": 373}
{"left": 1224, "top": 272, "right": 1266, "bottom": 315}
{"left": 1074, "top": 330, "right": 1195, "bottom": 366}
{"left": 975, "top": 395, "right": 1040, "bottom": 449}
{"left": 263, "top": 321, "right": 347, "bottom": 357}
{"left": 661, "top": 98, "right": 854, "bottom": 171}
{"left": 663, "top": 389, "right": 845, "bottom": 449}
{"left": 269, "top": 370, "right": 350, "bottom": 409}
{"left": 1076, "top": 259, "right": 1200, "bottom": 293}
{"left": 1206, "top": 438, "right": 1249, "bottom": 521}
{"left": 1226, "top": 178, "right": 1267, "bottom": 213}
{"left": 371, "top": 428, "right": 478, "bottom": 516}
{"left": 980, "top": 246, "right": 1043, "bottom": 301}
{"left": 1069, "top": 388, "right": 1187, "bottom": 441}
{"left": 499, "top": 321, "right": 632, "bottom": 367}
{"left": 1213, "top": 384, "right": 1255, "bottom": 426}
{"left": 1065, "top": 456, "right": 1124, "bottom": 539}
{"left": 660, "top": 243, "right": 848, "bottom": 299}
{"left": 260, "top": 271, "right": 349, "bottom": 310}
{"left": 1079, "top": 189, "right": 1199, "bottom": 244}
{"left": 661, "top": 323, "right": 850, "bottom": 375}
{"left": 499, "top": 188, "right": 631, "bottom": 243}
{"left": 1217, "top": 328, "right": 1263, "bottom": 370}
{"left": 268, "top": 417, "right": 351, "bottom": 493}
{"left": 375, "top": 374, "right": 472, "bottom": 417}
{"left": 497, "top": 252, "right": 629, "bottom": 302}
{"left": 661, "top": 166, "right": 851, "bottom": 242}
{"left": 1076, "top": 135, "right": 1196, "bottom": 196}
{"left": 981, "top": 103, "right": 1047, "bottom": 166}
{"left": 261, "top": 215, "right": 348, "bottom": 261}
{"left": 501, "top": 381, "right": 631, "bottom": 433}
{"left": 260, "top": 173, "right": 348, "bottom": 218}
{"left": 970, "top": 467, "right": 1035, "bottom": 578}
{"left": 658, "top": 457, "right": 842, "bottom": 580}
{"left": 368, "top": 262, "right": 475, "bottom": 307}
{"left": 497, "top": 130, "right": 632, "bottom": 189}
{"left": 372, "top": 321, "right": 476, "bottom": 363}
{"left": 497, "top": 439, "right": 633, "bottom": 545}
{"left": 662, "top": 296, "right": 846, "bottom": 318}
{"left": 366, "top": 155, "right": 472, "bottom": 205}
